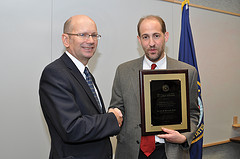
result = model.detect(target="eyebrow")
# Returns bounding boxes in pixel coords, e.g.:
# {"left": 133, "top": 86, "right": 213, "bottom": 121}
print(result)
{"left": 142, "top": 32, "right": 161, "bottom": 36}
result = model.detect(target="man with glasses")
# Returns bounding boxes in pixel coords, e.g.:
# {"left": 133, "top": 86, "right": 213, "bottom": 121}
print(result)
{"left": 109, "top": 15, "right": 199, "bottom": 159}
{"left": 39, "top": 15, "right": 123, "bottom": 159}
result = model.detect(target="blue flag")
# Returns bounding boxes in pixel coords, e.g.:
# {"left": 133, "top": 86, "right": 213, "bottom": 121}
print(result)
{"left": 178, "top": 1, "right": 204, "bottom": 159}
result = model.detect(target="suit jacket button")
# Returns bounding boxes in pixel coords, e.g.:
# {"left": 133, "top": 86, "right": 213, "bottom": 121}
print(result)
{"left": 136, "top": 140, "right": 140, "bottom": 144}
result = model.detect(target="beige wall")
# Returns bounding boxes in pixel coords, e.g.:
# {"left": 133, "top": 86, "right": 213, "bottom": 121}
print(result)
{"left": 0, "top": 0, "right": 240, "bottom": 158}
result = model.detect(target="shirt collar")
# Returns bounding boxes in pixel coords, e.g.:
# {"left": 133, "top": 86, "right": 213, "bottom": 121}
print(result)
{"left": 143, "top": 52, "right": 167, "bottom": 69}
{"left": 65, "top": 51, "right": 87, "bottom": 78}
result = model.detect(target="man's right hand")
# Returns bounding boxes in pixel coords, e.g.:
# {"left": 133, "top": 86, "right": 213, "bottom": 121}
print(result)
{"left": 108, "top": 108, "right": 123, "bottom": 127}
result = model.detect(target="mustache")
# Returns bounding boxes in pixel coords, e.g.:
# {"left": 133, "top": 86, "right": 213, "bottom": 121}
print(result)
{"left": 148, "top": 47, "right": 156, "bottom": 50}
{"left": 81, "top": 44, "right": 94, "bottom": 47}
{"left": 149, "top": 45, "right": 156, "bottom": 49}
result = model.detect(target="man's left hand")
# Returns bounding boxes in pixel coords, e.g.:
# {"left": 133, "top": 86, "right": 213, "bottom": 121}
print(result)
{"left": 157, "top": 127, "right": 187, "bottom": 144}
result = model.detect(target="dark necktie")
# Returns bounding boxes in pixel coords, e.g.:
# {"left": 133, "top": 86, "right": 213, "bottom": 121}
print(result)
{"left": 84, "top": 67, "right": 102, "bottom": 112}
{"left": 140, "top": 63, "right": 157, "bottom": 157}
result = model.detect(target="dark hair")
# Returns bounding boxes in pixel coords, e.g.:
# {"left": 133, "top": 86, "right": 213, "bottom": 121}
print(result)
{"left": 137, "top": 15, "right": 166, "bottom": 36}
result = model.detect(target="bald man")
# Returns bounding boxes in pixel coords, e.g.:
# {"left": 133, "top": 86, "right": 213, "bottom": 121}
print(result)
{"left": 39, "top": 15, "right": 122, "bottom": 159}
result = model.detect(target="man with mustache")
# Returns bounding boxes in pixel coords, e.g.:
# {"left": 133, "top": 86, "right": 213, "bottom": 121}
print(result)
{"left": 39, "top": 15, "right": 123, "bottom": 159}
{"left": 109, "top": 15, "right": 199, "bottom": 159}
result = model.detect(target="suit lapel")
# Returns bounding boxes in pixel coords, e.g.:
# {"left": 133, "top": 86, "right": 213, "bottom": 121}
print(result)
{"left": 60, "top": 53, "right": 103, "bottom": 113}
{"left": 166, "top": 56, "right": 176, "bottom": 69}
{"left": 129, "top": 56, "right": 144, "bottom": 108}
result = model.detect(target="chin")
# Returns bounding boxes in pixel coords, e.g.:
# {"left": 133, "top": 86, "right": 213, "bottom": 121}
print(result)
{"left": 147, "top": 56, "right": 160, "bottom": 62}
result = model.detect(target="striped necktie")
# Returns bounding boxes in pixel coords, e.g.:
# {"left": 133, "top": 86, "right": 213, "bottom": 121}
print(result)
{"left": 84, "top": 67, "right": 102, "bottom": 112}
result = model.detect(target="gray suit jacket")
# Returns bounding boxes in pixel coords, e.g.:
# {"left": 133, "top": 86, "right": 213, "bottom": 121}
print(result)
{"left": 109, "top": 56, "right": 199, "bottom": 159}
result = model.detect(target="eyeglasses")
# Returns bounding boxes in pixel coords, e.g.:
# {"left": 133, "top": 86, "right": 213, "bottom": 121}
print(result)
{"left": 66, "top": 33, "right": 101, "bottom": 40}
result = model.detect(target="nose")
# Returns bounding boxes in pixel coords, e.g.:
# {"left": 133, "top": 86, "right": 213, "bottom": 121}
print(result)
{"left": 87, "top": 36, "right": 94, "bottom": 43}
{"left": 86, "top": 35, "right": 95, "bottom": 43}
{"left": 149, "top": 37, "right": 155, "bottom": 47}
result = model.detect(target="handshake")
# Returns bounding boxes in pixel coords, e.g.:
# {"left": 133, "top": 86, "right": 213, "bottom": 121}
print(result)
{"left": 108, "top": 108, "right": 123, "bottom": 127}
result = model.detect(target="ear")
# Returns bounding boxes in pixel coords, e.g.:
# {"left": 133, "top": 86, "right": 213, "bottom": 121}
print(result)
{"left": 137, "top": 35, "right": 142, "bottom": 45}
{"left": 62, "top": 34, "right": 70, "bottom": 48}
{"left": 164, "top": 32, "right": 169, "bottom": 43}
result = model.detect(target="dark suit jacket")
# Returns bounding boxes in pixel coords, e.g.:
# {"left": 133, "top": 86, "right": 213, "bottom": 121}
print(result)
{"left": 39, "top": 53, "right": 120, "bottom": 159}
{"left": 109, "top": 56, "right": 200, "bottom": 159}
